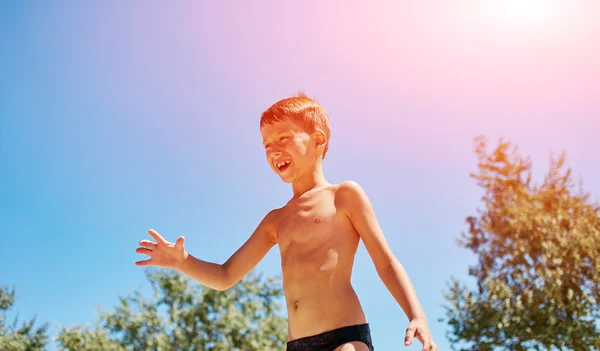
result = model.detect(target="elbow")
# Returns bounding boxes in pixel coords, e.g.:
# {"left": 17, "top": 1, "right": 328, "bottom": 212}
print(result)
{"left": 215, "top": 281, "right": 232, "bottom": 291}
{"left": 216, "top": 264, "right": 233, "bottom": 291}
{"left": 375, "top": 260, "right": 393, "bottom": 274}
{"left": 375, "top": 256, "right": 400, "bottom": 273}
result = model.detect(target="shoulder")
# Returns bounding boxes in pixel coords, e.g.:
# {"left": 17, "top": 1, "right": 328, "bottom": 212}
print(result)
{"left": 254, "top": 208, "right": 281, "bottom": 243}
{"left": 335, "top": 180, "right": 367, "bottom": 199}
{"left": 334, "top": 180, "right": 370, "bottom": 213}
{"left": 262, "top": 207, "right": 282, "bottom": 227}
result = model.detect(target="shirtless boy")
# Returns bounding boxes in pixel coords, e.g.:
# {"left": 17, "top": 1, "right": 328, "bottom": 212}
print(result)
{"left": 135, "top": 94, "right": 438, "bottom": 351}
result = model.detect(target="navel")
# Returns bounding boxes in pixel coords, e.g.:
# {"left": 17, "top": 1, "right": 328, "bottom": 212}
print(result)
{"left": 294, "top": 300, "right": 299, "bottom": 310}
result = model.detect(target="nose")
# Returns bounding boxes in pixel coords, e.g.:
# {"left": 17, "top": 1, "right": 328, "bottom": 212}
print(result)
{"left": 270, "top": 146, "right": 282, "bottom": 158}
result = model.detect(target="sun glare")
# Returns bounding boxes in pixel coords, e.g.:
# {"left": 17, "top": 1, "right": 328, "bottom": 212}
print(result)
{"left": 485, "top": 0, "right": 563, "bottom": 31}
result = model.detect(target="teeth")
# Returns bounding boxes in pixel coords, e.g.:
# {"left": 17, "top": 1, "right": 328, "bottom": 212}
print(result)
{"left": 276, "top": 161, "right": 291, "bottom": 168}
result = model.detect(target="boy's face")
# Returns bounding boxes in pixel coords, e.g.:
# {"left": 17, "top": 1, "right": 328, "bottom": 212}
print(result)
{"left": 260, "top": 119, "right": 324, "bottom": 183}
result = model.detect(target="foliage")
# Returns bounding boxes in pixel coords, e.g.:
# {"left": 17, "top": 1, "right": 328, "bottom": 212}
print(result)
{"left": 57, "top": 269, "right": 287, "bottom": 351}
{"left": 443, "top": 136, "right": 600, "bottom": 351}
{"left": 0, "top": 285, "right": 48, "bottom": 351}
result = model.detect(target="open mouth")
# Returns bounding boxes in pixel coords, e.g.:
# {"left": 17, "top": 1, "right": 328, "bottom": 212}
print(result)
{"left": 276, "top": 160, "right": 291, "bottom": 172}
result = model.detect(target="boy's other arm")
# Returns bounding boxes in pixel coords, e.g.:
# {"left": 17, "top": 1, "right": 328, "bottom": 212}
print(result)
{"left": 179, "top": 209, "right": 279, "bottom": 291}
{"left": 337, "top": 180, "right": 426, "bottom": 321}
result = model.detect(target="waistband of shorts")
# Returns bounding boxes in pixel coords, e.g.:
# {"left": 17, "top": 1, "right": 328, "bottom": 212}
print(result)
{"left": 287, "top": 323, "right": 371, "bottom": 345}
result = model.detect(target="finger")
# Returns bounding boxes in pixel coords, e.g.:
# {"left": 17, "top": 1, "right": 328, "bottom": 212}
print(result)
{"left": 421, "top": 339, "right": 431, "bottom": 351}
{"left": 432, "top": 342, "right": 439, "bottom": 351}
{"left": 139, "top": 240, "right": 157, "bottom": 249}
{"left": 175, "top": 236, "right": 185, "bottom": 249}
{"left": 148, "top": 229, "right": 167, "bottom": 244}
{"left": 405, "top": 326, "right": 416, "bottom": 346}
{"left": 415, "top": 331, "right": 425, "bottom": 344}
{"left": 135, "top": 258, "right": 153, "bottom": 266}
{"left": 136, "top": 247, "right": 153, "bottom": 256}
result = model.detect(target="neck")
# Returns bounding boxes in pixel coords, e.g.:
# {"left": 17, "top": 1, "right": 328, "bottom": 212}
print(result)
{"left": 291, "top": 162, "right": 329, "bottom": 197}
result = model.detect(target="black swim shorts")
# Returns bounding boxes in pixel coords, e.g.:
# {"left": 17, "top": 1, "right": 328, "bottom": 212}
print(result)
{"left": 286, "top": 323, "right": 375, "bottom": 351}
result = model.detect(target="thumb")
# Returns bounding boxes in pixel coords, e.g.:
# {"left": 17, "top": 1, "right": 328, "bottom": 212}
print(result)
{"left": 175, "top": 236, "right": 185, "bottom": 249}
{"left": 405, "top": 324, "right": 416, "bottom": 346}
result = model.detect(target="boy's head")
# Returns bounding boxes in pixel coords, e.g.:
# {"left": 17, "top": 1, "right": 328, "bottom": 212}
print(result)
{"left": 260, "top": 93, "right": 331, "bottom": 159}
{"left": 260, "top": 93, "right": 331, "bottom": 182}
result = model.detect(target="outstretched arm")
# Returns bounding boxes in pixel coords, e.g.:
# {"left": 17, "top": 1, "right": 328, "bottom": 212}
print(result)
{"left": 338, "top": 181, "right": 438, "bottom": 351}
{"left": 220, "top": 209, "right": 278, "bottom": 289}
{"left": 135, "top": 210, "right": 278, "bottom": 291}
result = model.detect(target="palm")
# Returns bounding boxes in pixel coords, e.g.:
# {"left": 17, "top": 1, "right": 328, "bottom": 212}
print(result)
{"left": 135, "top": 229, "right": 186, "bottom": 269}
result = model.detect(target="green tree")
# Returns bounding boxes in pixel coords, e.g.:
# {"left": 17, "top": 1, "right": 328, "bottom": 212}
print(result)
{"left": 57, "top": 269, "right": 287, "bottom": 351}
{"left": 0, "top": 285, "right": 48, "bottom": 351}
{"left": 443, "top": 136, "right": 600, "bottom": 351}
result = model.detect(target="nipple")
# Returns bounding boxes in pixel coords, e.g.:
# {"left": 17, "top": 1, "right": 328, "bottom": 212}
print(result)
{"left": 315, "top": 218, "right": 320, "bottom": 224}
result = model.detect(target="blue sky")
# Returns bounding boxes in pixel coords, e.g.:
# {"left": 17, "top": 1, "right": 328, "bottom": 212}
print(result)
{"left": 1, "top": 1, "right": 599, "bottom": 350}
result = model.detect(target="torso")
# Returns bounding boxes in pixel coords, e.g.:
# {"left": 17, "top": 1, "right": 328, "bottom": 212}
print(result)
{"left": 274, "top": 184, "right": 367, "bottom": 341}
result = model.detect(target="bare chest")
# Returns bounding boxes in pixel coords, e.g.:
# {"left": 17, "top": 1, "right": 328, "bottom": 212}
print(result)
{"left": 276, "top": 192, "right": 342, "bottom": 250}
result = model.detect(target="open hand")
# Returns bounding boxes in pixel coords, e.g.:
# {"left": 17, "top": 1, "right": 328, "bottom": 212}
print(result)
{"left": 135, "top": 229, "right": 188, "bottom": 269}
{"left": 405, "top": 318, "right": 438, "bottom": 351}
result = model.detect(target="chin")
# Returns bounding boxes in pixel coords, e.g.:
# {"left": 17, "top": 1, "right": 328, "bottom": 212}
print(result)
{"left": 279, "top": 176, "right": 294, "bottom": 184}
{"left": 276, "top": 172, "right": 295, "bottom": 183}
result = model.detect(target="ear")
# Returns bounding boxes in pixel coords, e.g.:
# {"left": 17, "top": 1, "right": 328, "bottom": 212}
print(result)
{"left": 314, "top": 129, "right": 328, "bottom": 150}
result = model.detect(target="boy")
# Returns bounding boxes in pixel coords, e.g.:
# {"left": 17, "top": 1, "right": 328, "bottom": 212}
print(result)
{"left": 135, "top": 94, "right": 438, "bottom": 351}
